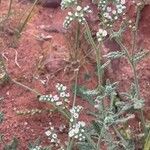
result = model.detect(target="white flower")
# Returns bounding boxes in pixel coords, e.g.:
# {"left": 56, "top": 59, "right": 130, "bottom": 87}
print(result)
{"left": 76, "top": 6, "right": 82, "bottom": 11}
{"left": 81, "top": 129, "right": 85, "bottom": 132}
{"left": 45, "top": 130, "right": 51, "bottom": 136}
{"left": 102, "top": 30, "right": 107, "bottom": 37}
{"left": 103, "top": 12, "right": 110, "bottom": 18}
{"left": 97, "top": 29, "right": 107, "bottom": 42}
{"left": 74, "top": 127, "right": 79, "bottom": 134}
{"left": 52, "top": 133, "right": 57, "bottom": 139}
{"left": 112, "top": 10, "right": 117, "bottom": 14}
{"left": 68, "top": 11, "right": 73, "bottom": 16}
{"left": 83, "top": 5, "right": 89, "bottom": 11}
{"left": 50, "top": 98, "right": 54, "bottom": 102}
{"left": 62, "top": 85, "right": 67, "bottom": 91}
{"left": 107, "top": 7, "right": 112, "bottom": 12}
{"left": 114, "top": 16, "right": 118, "bottom": 20}
{"left": 69, "top": 130, "right": 74, "bottom": 137}
{"left": 74, "top": 135, "right": 78, "bottom": 138}
{"left": 70, "top": 108, "right": 75, "bottom": 114}
{"left": 65, "top": 93, "right": 70, "bottom": 97}
{"left": 60, "top": 92, "right": 66, "bottom": 97}
{"left": 94, "top": 104, "right": 99, "bottom": 108}
{"left": 70, "top": 118, "right": 74, "bottom": 122}
{"left": 51, "top": 139, "right": 55, "bottom": 143}
{"left": 75, "top": 12, "right": 78, "bottom": 17}
{"left": 56, "top": 101, "right": 63, "bottom": 106}
{"left": 50, "top": 127, "right": 54, "bottom": 130}
{"left": 98, "top": 38, "right": 102, "bottom": 42}
{"left": 98, "top": 29, "right": 103, "bottom": 34}
{"left": 55, "top": 83, "right": 60, "bottom": 88}
{"left": 53, "top": 95, "right": 59, "bottom": 101}
{"left": 73, "top": 113, "right": 79, "bottom": 119}
{"left": 120, "top": 0, "right": 125, "bottom": 4}
{"left": 79, "top": 121, "right": 86, "bottom": 127}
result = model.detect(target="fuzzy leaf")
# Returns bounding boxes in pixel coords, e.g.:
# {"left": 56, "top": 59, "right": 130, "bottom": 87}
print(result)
{"left": 100, "top": 60, "right": 111, "bottom": 70}
{"left": 132, "top": 50, "right": 149, "bottom": 64}
{"left": 91, "top": 120, "right": 102, "bottom": 135}
{"left": 0, "top": 112, "right": 4, "bottom": 123}
{"left": 104, "top": 51, "right": 125, "bottom": 59}
{"left": 72, "top": 85, "right": 98, "bottom": 105}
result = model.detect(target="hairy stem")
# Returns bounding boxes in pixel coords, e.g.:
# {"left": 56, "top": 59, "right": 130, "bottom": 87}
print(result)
{"left": 11, "top": 79, "right": 41, "bottom": 96}
{"left": 85, "top": 21, "right": 103, "bottom": 87}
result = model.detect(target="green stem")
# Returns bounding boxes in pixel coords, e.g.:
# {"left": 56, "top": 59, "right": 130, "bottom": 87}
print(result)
{"left": 84, "top": 21, "right": 105, "bottom": 114}
{"left": 84, "top": 21, "right": 103, "bottom": 87}
{"left": 113, "top": 126, "right": 129, "bottom": 148}
{"left": 113, "top": 35, "right": 146, "bottom": 136}
{"left": 84, "top": 132, "right": 97, "bottom": 150}
{"left": 72, "top": 68, "right": 79, "bottom": 107}
{"left": 66, "top": 138, "right": 74, "bottom": 150}
{"left": 66, "top": 68, "right": 79, "bottom": 149}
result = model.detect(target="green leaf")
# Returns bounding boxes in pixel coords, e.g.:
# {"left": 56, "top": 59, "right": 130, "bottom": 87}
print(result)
{"left": 100, "top": 60, "right": 111, "bottom": 70}
{"left": 72, "top": 84, "right": 98, "bottom": 105}
{"left": 0, "top": 112, "right": 4, "bottom": 123}
{"left": 4, "top": 138, "right": 18, "bottom": 150}
{"left": 104, "top": 51, "right": 125, "bottom": 59}
{"left": 104, "top": 80, "right": 118, "bottom": 96}
{"left": 132, "top": 50, "right": 149, "bottom": 64}
{"left": 91, "top": 120, "right": 102, "bottom": 135}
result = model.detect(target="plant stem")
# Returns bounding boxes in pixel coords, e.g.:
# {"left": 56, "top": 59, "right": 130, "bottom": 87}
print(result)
{"left": 66, "top": 138, "right": 74, "bottom": 150}
{"left": 11, "top": 79, "right": 41, "bottom": 96}
{"left": 131, "top": 3, "right": 146, "bottom": 135}
{"left": 12, "top": 79, "right": 71, "bottom": 120}
{"left": 72, "top": 68, "right": 79, "bottom": 107}
{"left": 84, "top": 21, "right": 103, "bottom": 87}
{"left": 113, "top": 35, "right": 146, "bottom": 136}
{"left": 84, "top": 132, "right": 97, "bottom": 150}
{"left": 6, "top": 0, "right": 13, "bottom": 19}
{"left": 84, "top": 21, "right": 105, "bottom": 115}
{"left": 75, "top": 22, "right": 80, "bottom": 58}
{"left": 16, "top": 0, "right": 39, "bottom": 37}
{"left": 113, "top": 126, "right": 129, "bottom": 148}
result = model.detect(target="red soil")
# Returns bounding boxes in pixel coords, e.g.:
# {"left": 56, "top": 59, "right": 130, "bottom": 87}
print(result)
{"left": 0, "top": 1, "right": 149, "bottom": 149}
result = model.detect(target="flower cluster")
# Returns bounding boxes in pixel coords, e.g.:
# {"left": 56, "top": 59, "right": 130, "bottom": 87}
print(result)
{"left": 68, "top": 105, "right": 86, "bottom": 141}
{"left": 30, "top": 146, "right": 42, "bottom": 150}
{"left": 68, "top": 121, "right": 86, "bottom": 141}
{"left": 56, "top": 83, "right": 70, "bottom": 102}
{"left": 96, "top": 29, "right": 107, "bottom": 42}
{"left": 61, "top": 0, "right": 77, "bottom": 9}
{"left": 63, "top": 5, "right": 92, "bottom": 28}
{"left": 45, "top": 127, "right": 60, "bottom": 147}
{"left": 69, "top": 105, "right": 83, "bottom": 122}
{"left": 98, "top": 0, "right": 126, "bottom": 26}
{"left": 94, "top": 96, "right": 104, "bottom": 109}
{"left": 39, "top": 83, "right": 70, "bottom": 107}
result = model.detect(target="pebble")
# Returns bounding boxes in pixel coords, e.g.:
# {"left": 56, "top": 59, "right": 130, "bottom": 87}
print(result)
{"left": 19, "top": 0, "right": 61, "bottom": 8}
{"left": 40, "top": 0, "right": 61, "bottom": 8}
